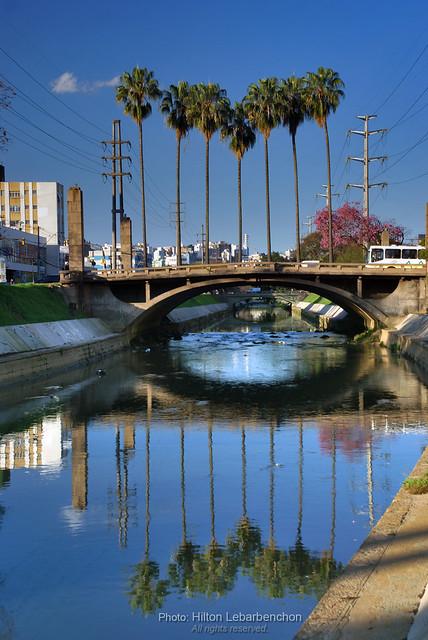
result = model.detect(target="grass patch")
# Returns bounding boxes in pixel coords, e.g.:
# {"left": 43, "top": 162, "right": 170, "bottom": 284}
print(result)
{"left": 403, "top": 473, "right": 428, "bottom": 494}
{"left": 178, "top": 293, "right": 220, "bottom": 308}
{"left": 304, "top": 293, "right": 332, "bottom": 305}
{"left": 0, "top": 283, "right": 83, "bottom": 326}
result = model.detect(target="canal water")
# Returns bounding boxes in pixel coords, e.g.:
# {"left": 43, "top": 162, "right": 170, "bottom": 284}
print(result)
{"left": 1, "top": 316, "right": 428, "bottom": 640}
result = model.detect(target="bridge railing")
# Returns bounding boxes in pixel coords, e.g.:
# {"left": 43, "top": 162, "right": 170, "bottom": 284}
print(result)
{"left": 59, "top": 261, "right": 426, "bottom": 282}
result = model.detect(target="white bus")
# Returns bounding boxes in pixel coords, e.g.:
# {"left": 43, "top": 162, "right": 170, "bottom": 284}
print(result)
{"left": 367, "top": 244, "right": 425, "bottom": 266}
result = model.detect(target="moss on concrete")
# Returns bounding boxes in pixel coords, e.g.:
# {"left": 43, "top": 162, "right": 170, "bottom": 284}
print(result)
{"left": 0, "top": 283, "right": 83, "bottom": 326}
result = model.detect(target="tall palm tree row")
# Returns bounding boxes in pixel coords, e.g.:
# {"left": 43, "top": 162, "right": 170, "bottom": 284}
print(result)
{"left": 243, "top": 78, "right": 281, "bottom": 263}
{"left": 186, "top": 83, "right": 231, "bottom": 264}
{"left": 306, "top": 67, "right": 345, "bottom": 262}
{"left": 116, "top": 68, "right": 344, "bottom": 264}
{"left": 160, "top": 81, "right": 192, "bottom": 266}
{"left": 116, "top": 67, "right": 162, "bottom": 267}
{"left": 221, "top": 102, "right": 256, "bottom": 262}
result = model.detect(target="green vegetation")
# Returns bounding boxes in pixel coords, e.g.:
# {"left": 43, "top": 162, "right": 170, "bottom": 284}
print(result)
{"left": 178, "top": 293, "right": 220, "bottom": 308}
{"left": 0, "top": 284, "right": 81, "bottom": 326}
{"left": 403, "top": 473, "right": 428, "bottom": 495}
{"left": 304, "top": 293, "right": 331, "bottom": 305}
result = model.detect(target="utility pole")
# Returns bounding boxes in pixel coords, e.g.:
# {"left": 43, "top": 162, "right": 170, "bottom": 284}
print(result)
{"left": 102, "top": 120, "right": 131, "bottom": 270}
{"left": 316, "top": 184, "right": 340, "bottom": 211}
{"left": 303, "top": 215, "right": 315, "bottom": 236}
{"left": 197, "top": 224, "right": 206, "bottom": 265}
{"left": 347, "top": 115, "right": 387, "bottom": 218}
{"left": 169, "top": 201, "right": 185, "bottom": 266}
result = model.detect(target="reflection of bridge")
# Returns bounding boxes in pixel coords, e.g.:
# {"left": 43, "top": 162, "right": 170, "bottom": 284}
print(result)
{"left": 61, "top": 262, "right": 427, "bottom": 333}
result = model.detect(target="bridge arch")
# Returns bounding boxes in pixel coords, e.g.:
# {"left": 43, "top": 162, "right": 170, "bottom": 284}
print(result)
{"left": 127, "top": 276, "right": 388, "bottom": 338}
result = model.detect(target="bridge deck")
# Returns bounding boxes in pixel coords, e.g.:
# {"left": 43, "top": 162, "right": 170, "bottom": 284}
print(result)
{"left": 61, "top": 262, "right": 427, "bottom": 283}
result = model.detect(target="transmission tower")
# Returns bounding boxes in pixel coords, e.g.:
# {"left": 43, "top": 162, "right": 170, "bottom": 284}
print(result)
{"left": 316, "top": 184, "right": 340, "bottom": 211}
{"left": 102, "top": 120, "right": 131, "bottom": 269}
{"left": 347, "top": 115, "right": 387, "bottom": 218}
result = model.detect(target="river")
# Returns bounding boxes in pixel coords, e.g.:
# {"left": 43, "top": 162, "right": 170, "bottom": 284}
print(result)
{"left": 0, "top": 316, "right": 428, "bottom": 640}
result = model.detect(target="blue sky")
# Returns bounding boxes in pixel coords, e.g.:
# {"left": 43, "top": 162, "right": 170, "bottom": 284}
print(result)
{"left": 2, "top": 0, "right": 428, "bottom": 253}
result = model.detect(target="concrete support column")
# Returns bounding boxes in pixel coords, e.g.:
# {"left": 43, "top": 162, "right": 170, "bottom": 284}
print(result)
{"left": 120, "top": 216, "right": 132, "bottom": 271}
{"left": 357, "top": 276, "right": 363, "bottom": 298}
{"left": 68, "top": 186, "right": 84, "bottom": 273}
{"left": 145, "top": 280, "right": 151, "bottom": 302}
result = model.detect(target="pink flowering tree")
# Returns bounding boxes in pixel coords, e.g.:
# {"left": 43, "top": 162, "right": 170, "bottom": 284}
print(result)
{"left": 315, "top": 203, "right": 404, "bottom": 251}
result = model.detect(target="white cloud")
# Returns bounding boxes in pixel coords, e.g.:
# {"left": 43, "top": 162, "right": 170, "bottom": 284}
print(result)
{"left": 51, "top": 72, "right": 79, "bottom": 93}
{"left": 51, "top": 72, "right": 120, "bottom": 94}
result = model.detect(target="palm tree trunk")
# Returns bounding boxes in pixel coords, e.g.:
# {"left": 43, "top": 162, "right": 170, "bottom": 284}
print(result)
{"left": 292, "top": 132, "right": 301, "bottom": 262}
{"left": 176, "top": 134, "right": 182, "bottom": 266}
{"left": 138, "top": 121, "right": 148, "bottom": 268}
{"left": 324, "top": 120, "right": 334, "bottom": 263}
{"left": 205, "top": 137, "right": 210, "bottom": 265}
{"left": 238, "top": 157, "right": 242, "bottom": 263}
{"left": 264, "top": 137, "right": 272, "bottom": 262}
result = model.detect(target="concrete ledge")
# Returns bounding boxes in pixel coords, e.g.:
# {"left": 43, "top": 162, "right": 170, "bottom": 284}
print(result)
{"left": 295, "top": 446, "right": 428, "bottom": 640}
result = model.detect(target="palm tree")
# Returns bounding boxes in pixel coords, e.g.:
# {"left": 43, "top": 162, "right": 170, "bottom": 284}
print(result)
{"left": 116, "top": 67, "right": 161, "bottom": 267}
{"left": 221, "top": 102, "right": 256, "bottom": 262}
{"left": 306, "top": 67, "right": 345, "bottom": 263}
{"left": 244, "top": 78, "right": 281, "bottom": 262}
{"left": 160, "top": 82, "right": 192, "bottom": 266}
{"left": 279, "top": 77, "right": 308, "bottom": 262}
{"left": 187, "top": 83, "right": 230, "bottom": 264}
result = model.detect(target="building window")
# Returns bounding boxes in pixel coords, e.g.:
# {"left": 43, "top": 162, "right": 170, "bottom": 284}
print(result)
{"left": 32, "top": 190, "right": 37, "bottom": 195}
{"left": 9, "top": 191, "right": 20, "bottom": 198}
{"left": 10, "top": 205, "right": 21, "bottom": 212}
{"left": 33, "top": 205, "right": 37, "bottom": 209}
{"left": 25, "top": 204, "right": 29, "bottom": 209}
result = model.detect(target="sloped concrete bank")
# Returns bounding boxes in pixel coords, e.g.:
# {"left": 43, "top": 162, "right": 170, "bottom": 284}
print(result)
{"left": 380, "top": 314, "right": 428, "bottom": 372}
{"left": 0, "top": 318, "right": 127, "bottom": 387}
{"left": 295, "top": 446, "right": 428, "bottom": 640}
{"left": 166, "top": 302, "right": 230, "bottom": 332}
{"left": 0, "top": 303, "right": 231, "bottom": 386}
{"left": 292, "top": 301, "right": 359, "bottom": 333}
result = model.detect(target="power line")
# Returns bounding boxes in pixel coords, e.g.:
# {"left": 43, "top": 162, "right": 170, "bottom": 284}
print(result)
{"left": 374, "top": 41, "right": 428, "bottom": 113}
{"left": 0, "top": 45, "right": 109, "bottom": 137}
{"left": 2, "top": 116, "right": 104, "bottom": 175}
{"left": 6, "top": 106, "right": 104, "bottom": 167}
{"left": 0, "top": 72, "right": 100, "bottom": 146}
{"left": 8, "top": 130, "right": 100, "bottom": 175}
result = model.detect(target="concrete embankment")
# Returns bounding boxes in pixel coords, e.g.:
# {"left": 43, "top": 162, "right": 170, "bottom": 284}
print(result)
{"left": 0, "top": 318, "right": 127, "bottom": 386}
{"left": 381, "top": 314, "right": 428, "bottom": 371}
{"left": 292, "top": 295, "right": 357, "bottom": 333}
{"left": 166, "top": 302, "right": 229, "bottom": 331}
{"left": 0, "top": 301, "right": 230, "bottom": 385}
{"left": 295, "top": 446, "right": 428, "bottom": 640}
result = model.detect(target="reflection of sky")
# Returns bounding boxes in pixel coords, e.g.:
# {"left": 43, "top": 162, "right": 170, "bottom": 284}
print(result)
{"left": 171, "top": 332, "right": 347, "bottom": 384}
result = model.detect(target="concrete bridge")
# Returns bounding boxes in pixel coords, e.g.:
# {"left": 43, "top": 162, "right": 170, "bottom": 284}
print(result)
{"left": 61, "top": 261, "right": 428, "bottom": 336}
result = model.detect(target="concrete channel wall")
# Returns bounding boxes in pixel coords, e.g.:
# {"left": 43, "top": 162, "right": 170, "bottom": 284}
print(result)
{"left": 380, "top": 314, "right": 428, "bottom": 372}
{"left": 0, "top": 303, "right": 231, "bottom": 386}
{"left": 292, "top": 301, "right": 349, "bottom": 331}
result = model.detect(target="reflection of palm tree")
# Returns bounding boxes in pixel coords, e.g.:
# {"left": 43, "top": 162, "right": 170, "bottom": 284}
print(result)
{"left": 367, "top": 430, "right": 374, "bottom": 527}
{"left": 297, "top": 418, "right": 304, "bottom": 544}
{"left": 129, "top": 424, "right": 168, "bottom": 614}
{"left": 330, "top": 425, "right": 336, "bottom": 558}
{"left": 227, "top": 428, "right": 262, "bottom": 571}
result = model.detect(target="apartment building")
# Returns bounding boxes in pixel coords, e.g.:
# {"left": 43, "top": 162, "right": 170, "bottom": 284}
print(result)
{"left": 0, "top": 181, "right": 65, "bottom": 245}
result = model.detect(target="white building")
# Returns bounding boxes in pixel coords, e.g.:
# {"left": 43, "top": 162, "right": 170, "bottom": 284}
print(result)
{"left": 0, "top": 181, "right": 65, "bottom": 245}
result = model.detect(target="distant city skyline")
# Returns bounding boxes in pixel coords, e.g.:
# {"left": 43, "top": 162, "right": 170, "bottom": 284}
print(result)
{"left": 2, "top": 1, "right": 428, "bottom": 252}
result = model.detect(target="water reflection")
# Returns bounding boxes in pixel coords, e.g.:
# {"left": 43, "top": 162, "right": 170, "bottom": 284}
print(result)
{"left": 1, "top": 328, "right": 428, "bottom": 639}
